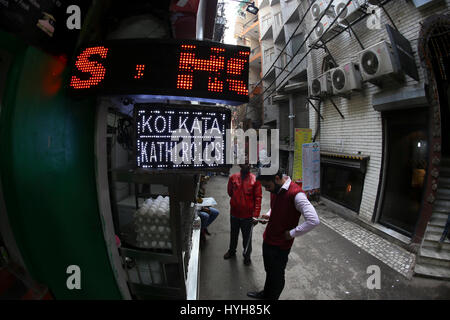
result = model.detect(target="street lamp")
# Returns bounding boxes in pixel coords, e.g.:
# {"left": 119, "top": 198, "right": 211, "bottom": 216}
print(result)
{"left": 246, "top": 2, "right": 259, "bottom": 15}
{"left": 226, "top": 0, "right": 259, "bottom": 15}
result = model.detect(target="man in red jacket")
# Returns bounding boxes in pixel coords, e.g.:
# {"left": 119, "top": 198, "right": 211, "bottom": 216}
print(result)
{"left": 225, "top": 163, "right": 262, "bottom": 266}
{"left": 247, "top": 169, "right": 320, "bottom": 300}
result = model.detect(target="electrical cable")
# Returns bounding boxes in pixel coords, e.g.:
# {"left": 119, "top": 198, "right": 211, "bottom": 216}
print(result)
{"left": 260, "top": 0, "right": 392, "bottom": 104}
{"left": 249, "top": 0, "right": 317, "bottom": 96}
{"left": 252, "top": 0, "right": 394, "bottom": 104}
{"left": 251, "top": 0, "right": 343, "bottom": 103}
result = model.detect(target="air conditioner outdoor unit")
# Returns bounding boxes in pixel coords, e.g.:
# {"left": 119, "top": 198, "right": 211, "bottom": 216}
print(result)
{"left": 309, "top": 71, "right": 332, "bottom": 97}
{"left": 357, "top": 40, "right": 402, "bottom": 82}
{"left": 314, "top": 14, "right": 336, "bottom": 41}
{"left": 334, "top": 0, "right": 362, "bottom": 23}
{"left": 311, "top": 0, "right": 334, "bottom": 20}
{"left": 330, "top": 62, "right": 362, "bottom": 94}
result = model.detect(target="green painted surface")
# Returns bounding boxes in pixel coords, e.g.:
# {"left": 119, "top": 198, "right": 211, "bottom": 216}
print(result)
{"left": 0, "top": 31, "right": 122, "bottom": 299}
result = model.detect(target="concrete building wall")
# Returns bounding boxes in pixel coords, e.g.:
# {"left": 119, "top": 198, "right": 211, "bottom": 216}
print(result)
{"left": 306, "top": 0, "right": 450, "bottom": 222}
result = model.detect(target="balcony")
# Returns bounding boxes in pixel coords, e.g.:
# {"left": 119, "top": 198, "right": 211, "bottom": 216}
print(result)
{"left": 274, "top": 25, "right": 285, "bottom": 44}
{"left": 260, "top": 23, "right": 273, "bottom": 41}
{"left": 259, "top": 0, "right": 270, "bottom": 9}
{"left": 240, "top": 19, "right": 259, "bottom": 40}
{"left": 250, "top": 46, "right": 262, "bottom": 68}
{"left": 284, "top": 1, "right": 301, "bottom": 24}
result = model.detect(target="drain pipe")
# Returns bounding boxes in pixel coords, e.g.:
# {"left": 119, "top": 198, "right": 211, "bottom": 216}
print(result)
{"left": 313, "top": 100, "right": 321, "bottom": 142}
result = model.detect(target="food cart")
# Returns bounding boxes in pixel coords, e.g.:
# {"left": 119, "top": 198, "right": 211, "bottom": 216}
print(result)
{"left": 72, "top": 39, "right": 250, "bottom": 299}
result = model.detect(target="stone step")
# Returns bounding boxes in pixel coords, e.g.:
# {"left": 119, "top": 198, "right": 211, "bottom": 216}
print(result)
{"left": 425, "top": 232, "right": 450, "bottom": 243}
{"left": 429, "top": 213, "right": 449, "bottom": 227}
{"left": 439, "top": 177, "right": 450, "bottom": 189}
{"left": 418, "top": 247, "right": 450, "bottom": 267}
{"left": 425, "top": 225, "right": 445, "bottom": 235}
{"left": 433, "top": 200, "right": 450, "bottom": 213}
{"left": 422, "top": 233, "right": 450, "bottom": 251}
{"left": 414, "top": 263, "right": 450, "bottom": 280}
{"left": 440, "top": 167, "right": 450, "bottom": 177}
{"left": 422, "top": 240, "right": 450, "bottom": 252}
{"left": 436, "top": 188, "right": 450, "bottom": 201}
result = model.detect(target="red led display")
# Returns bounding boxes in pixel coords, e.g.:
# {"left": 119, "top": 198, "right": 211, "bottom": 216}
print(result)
{"left": 70, "top": 46, "right": 109, "bottom": 89}
{"left": 177, "top": 45, "right": 225, "bottom": 91}
{"left": 68, "top": 40, "right": 250, "bottom": 105}
{"left": 134, "top": 64, "right": 145, "bottom": 79}
{"left": 177, "top": 46, "right": 249, "bottom": 96}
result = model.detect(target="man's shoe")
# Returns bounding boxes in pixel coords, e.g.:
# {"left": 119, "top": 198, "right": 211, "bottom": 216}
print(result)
{"left": 204, "top": 228, "right": 211, "bottom": 236}
{"left": 223, "top": 251, "right": 236, "bottom": 259}
{"left": 200, "top": 231, "right": 206, "bottom": 243}
{"left": 244, "top": 257, "right": 251, "bottom": 266}
{"left": 247, "top": 291, "right": 265, "bottom": 299}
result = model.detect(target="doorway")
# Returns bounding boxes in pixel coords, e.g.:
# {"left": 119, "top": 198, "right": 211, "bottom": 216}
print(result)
{"left": 379, "top": 108, "right": 429, "bottom": 237}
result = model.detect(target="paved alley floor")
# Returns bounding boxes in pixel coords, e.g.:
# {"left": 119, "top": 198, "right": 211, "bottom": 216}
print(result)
{"left": 198, "top": 167, "right": 450, "bottom": 300}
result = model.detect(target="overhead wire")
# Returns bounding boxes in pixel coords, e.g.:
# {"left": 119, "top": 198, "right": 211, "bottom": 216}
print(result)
{"left": 249, "top": 0, "right": 317, "bottom": 95}
{"left": 255, "top": 0, "right": 396, "bottom": 103}
{"left": 250, "top": 0, "right": 346, "bottom": 103}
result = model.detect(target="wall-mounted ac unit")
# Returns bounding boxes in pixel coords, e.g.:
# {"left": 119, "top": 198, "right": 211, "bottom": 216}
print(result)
{"left": 334, "top": 0, "right": 362, "bottom": 23}
{"left": 331, "top": 62, "right": 362, "bottom": 94}
{"left": 309, "top": 71, "right": 332, "bottom": 97}
{"left": 313, "top": 14, "right": 336, "bottom": 41}
{"left": 310, "top": 0, "right": 334, "bottom": 20}
{"left": 357, "top": 40, "right": 401, "bottom": 82}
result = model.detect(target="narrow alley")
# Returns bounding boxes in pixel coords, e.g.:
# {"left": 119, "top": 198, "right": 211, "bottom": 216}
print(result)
{"left": 199, "top": 167, "right": 450, "bottom": 300}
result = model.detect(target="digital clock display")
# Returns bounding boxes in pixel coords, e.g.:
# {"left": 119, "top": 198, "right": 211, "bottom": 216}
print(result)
{"left": 69, "top": 39, "right": 250, "bottom": 105}
{"left": 135, "top": 103, "right": 231, "bottom": 170}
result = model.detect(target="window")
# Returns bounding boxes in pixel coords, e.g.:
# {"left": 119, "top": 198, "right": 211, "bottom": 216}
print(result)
{"left": 274, "top": 12, "right": 283, "bottom": 27}
{"left": 281, "top": 52, "right": 288, "bottom": 68}
{"left": 261, "top": 14, "right": 272, "bottom": 31}
{"left": 291, "top": 33, "right": 305, "bottom": 55}
{"left": 264, "top": 47, "right": 275, "bottom": 64}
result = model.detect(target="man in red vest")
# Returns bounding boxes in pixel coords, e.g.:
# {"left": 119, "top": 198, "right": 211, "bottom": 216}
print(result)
{"left": 247, "top": 169, "right": 320, "bottom": 300}
{"left": 225, "top": 163, "right": 262, "bottom": 266}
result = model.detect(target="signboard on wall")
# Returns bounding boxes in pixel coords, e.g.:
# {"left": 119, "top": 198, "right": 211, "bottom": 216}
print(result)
{"left": 69, "top": 39, "right": 250, "bottom": 105}
{"left": 135, "top": 103, "right": 231, "bottom": 170}
{"left": 302, "top": 142, "right": 320, "bottom": 191}
{"left": 386, "top": 24, "right": 419, "bottom": 82}
{"left": 292, "top": 128, "right": 312, "bottom": 182}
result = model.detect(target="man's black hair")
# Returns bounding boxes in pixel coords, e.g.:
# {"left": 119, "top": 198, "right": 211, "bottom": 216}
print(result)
{"left": 256, "top": 169, "right": 284, "bottom": 182}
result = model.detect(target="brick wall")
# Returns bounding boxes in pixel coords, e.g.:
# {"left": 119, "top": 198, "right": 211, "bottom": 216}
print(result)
{"left": 306, "top": 0, "right": 450, "bottom": 221}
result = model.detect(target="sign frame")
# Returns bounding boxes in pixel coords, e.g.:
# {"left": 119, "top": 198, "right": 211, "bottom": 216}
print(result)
{"left": 68, "top": 38, "right": 250, "bottom": 105}
{"left": 133, "top": 103, "right": 232, "bottom": 173}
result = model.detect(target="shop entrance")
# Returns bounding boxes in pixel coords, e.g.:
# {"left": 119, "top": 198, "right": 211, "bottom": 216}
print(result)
{"left": 379, "top": 108, "right": 429, "bottom": 236}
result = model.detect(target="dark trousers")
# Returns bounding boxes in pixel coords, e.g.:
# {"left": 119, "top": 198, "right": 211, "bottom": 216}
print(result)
{"left": 229, "top": 216, "right": 253, "bottom": 258}
{"left": 262, "top": 242, "right": 290, "bottom": 300}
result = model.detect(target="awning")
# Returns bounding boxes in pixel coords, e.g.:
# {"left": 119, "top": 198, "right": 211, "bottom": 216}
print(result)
{"left": 320, "top": 152, "right": 370, "bottom": 174}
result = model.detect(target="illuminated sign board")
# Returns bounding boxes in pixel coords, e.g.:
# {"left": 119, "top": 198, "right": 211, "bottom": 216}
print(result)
{"left": 135, "top": 104, "right": 231, "bottom": 170}
{"left": 69, "top": 39, "right": 250, "bottom": 105}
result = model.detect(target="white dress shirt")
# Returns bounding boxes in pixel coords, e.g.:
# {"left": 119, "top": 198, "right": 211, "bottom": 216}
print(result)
{"left": 265, "top": 177, "right": 320, "bottom": 238}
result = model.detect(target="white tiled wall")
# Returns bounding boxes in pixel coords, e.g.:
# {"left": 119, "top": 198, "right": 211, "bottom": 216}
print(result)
{"left": 306, "top": 0, "right": 450, "bottom": 221}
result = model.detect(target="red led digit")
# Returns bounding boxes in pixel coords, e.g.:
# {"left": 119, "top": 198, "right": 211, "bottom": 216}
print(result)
{"left": 70, "top": 46, "right": 109, "bottom": 89}
{"left": 226, "top": 51, "right": 249, "bottom": 95}
{"left": 177, "top": 45, "right": 225, "bottom": 92}
{"left": 134, "top": 64, "right": 145, "bottom": 79}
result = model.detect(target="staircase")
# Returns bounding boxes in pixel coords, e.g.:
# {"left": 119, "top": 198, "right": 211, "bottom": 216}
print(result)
{"left": 414, "top": 157, "right": 450, "bottom": 280}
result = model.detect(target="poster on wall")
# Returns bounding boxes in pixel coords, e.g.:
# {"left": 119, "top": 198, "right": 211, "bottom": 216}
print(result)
{"left": 292, "top": 128, "right": 312, "bottom": 182}
{"left": 302, "top": 142, "right": 320, "bottom": 191}
{"left": 0, "top": 0, "right": 91, "bottom": 55}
